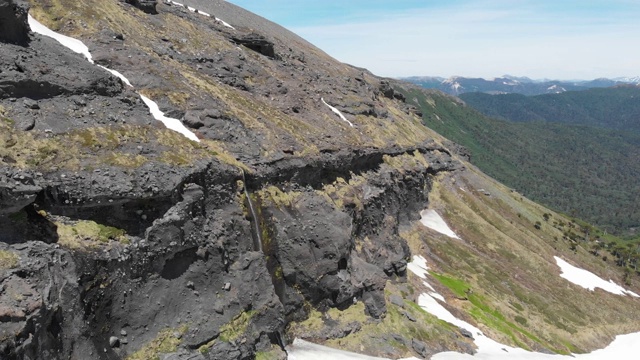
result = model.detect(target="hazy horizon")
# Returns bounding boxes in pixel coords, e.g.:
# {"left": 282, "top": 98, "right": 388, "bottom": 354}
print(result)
{"left": 228, "top": 0, "right": 640, "bottom": 80}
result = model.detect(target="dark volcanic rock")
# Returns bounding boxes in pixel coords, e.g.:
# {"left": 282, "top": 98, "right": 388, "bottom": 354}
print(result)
{"left": 412, "top": 338, "right": 431, "bottom": 359}
{"left": 0, "top": 1, "right": 466, "bottom": 358}
{"left": 0, "top": 0, "right": 30, "bottom": 45}
{"left": 124, "top": 0, "right": 158, "bottom": 14}
{"left": 232, "top": 33, "right": 276, "bottom": 58}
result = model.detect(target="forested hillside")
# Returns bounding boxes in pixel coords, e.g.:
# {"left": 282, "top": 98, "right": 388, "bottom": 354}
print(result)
{"left": 459, "top": 86, "right": 640, "bottom": 133}
{"left": 398, "top": 87, "right": 640, "bottom": 239}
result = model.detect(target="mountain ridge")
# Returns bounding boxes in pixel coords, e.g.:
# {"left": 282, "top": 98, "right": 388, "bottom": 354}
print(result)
{"left": 401, "top": 75, "right": 640, "bottom": 96}
{"left": 0, "top": 1, "right": 639, "bottom": 359}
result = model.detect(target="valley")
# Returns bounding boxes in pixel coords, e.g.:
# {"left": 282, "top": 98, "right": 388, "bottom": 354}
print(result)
{"left": 0, "top": 1, "right": 638, "bottom": 360}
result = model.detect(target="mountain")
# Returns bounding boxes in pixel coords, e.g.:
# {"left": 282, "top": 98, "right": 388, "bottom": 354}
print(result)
{"left": 1, "top": 1, "right": 640, "bottom": 360}
{"left": 398, "top": 86, "right": 640, "bottom": 239}
{"left": 401, "top": 75, "right": 640, "bottom": 96}
{"left": 459, "top": 86, "right": 640, "bottom": 133}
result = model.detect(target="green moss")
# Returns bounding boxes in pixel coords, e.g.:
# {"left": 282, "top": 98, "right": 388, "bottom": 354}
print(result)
{"left": 510, "top": 302, "right": 524, "bottom": 312}
{"left": 218, "top": 310, "right": 256, "bottom": 342}
{"left": 515, "top": 316, "right": 528, "bottom": 326}
{"left": 431, "top": 272, "right": 549, "bottom": 350}
{"left": 255, "top": 347, "right": 284, "bottom": 360}
{"left": 56, "top": 220, "right": 128, "bottom": 248}
{"left": 0, "top": 250, "right": 19, "bottom": 269}
{"left": 430, "top": 273, "right": 470, "bottom": 298}
{"left": 259, "top": 186, "right": 302, "bottom": 209}
{"left": 104, "top": 152, "right": 148, "bottom": 168}
{"left": 127, "top": 325, "right": 188, "bottom": 360}
{"left": 382, "top": 151, "right": 429, "bottom": 173}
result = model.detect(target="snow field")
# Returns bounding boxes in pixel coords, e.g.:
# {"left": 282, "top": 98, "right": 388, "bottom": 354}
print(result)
{"left": 419, "top": 209, "right": 460, "bottom": 239}
{"left": 554, "top": 256, "right": 639, "bottom": 297}
{"left": 406, "top": 253, "right": 640, "bottom": 359}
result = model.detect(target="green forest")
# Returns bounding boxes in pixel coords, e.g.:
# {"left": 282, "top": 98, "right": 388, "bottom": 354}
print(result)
{"left": 459, "top": 86, "right": 640, "bottom": 132}
{"left": 399, "top": 87, "right": 640, "bottom": 240}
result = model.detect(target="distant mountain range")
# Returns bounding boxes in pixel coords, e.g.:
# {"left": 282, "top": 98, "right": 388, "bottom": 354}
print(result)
{"left": 396, "top": 85, "right": 640, "bottom": 238}
{"left": 459, "top": 86, "right": 640, "bottom": 133}
{"left": 400, "top": 75, "right": 640, "bottom": 96}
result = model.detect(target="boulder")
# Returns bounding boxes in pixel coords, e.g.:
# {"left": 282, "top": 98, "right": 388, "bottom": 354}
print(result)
{"left": 232, "top": 33, "right": 275, "bottom": 58}
{"left": 412, "top": 338, "right": 430, "bottom": 359}
{"left": 0, "top": 0, "right": 30, "bottom": 45}
{"left": 125, "top": 0, "right": 158, "bottom": 14}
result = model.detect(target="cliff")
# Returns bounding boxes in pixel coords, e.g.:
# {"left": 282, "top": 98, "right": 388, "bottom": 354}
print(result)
{"left": 1, "top": 1, "right": 639, "bottom": 359}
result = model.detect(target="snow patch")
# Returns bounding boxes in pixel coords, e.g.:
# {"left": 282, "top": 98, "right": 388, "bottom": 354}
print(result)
{"left": 554, "top": 256, "right": 639, "bottom": 297}
{"left": 140, "top": 95, "right": 200, "bottom": 142}
{"left": 407, "top": 255, "right": 430, "bottom": 279}
{"left": 419, "top": 209, "right": 460, "bottom": 239}
{"left": 215, "top": 17, "right": 236, "bottom": 29}
{"left": 169, "top": 1, "right": 235, "bottom": 29}
{"left": 97, "top": 65, "right": 133, "bottom": 87}
{"left": 429, "top": 292, "right": 446, "bottom": 302}
{"left": 407, "top": 254, "right": 640, "bottom": 358}
{"left": 28, "top": 15, "right": 94, "bottom": 63}
{"left": 29, "top": 15, "right": 199, "bottom": 142}
{"left": 420, "top": 291, "right": 640, "bottom": 359}
{"left": 287, "top": 338, "right": 418, "bottom": 360}
{"left": 321, "top": 98, "right": 354, "bottom": 127}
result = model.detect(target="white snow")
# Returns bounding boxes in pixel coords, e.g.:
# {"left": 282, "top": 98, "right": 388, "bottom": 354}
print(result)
{"left": 408, "top": 256, "right": 446, "bottom": 298}
{"left": 169, "top": 1, "right": 235, "bottom": 29}
{"left": 554, "top": 256, "right": 639, "bottom": 297}
{"left": 287, "top": 338, "right": 420, "bottom": 360}
{"left": 419, "top": 209, "right": 460, "bottom": 239}
{"left": 140, "top": 95, "right": 200, "bottom": 142}
{"left": 407, "top": 255, "right": 430, "bottom": 279}
{"left": 420, "top": 286, "right": 640, "bottom": 360}
{"left": 429, "top": 292, "right": 446, "bottom": 302}
{"left": 287, "top": 339, "right": 389, "bottom": 360}
{"left": 321, "top": 98, "right": 354, "bottom": 127}
{"left": 29, "top": 15, "right": 199, "bottom": 142}
{"left": 28, "top": 15, "right": 94, "bottom": 63}
{"left": 97, "top": 65, "right": 133, "bottom": 87}
{"left": 404, "top": 254, "right": 640, "bottom": 359}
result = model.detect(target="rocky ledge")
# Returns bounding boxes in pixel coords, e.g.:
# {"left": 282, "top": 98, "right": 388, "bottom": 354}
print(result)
{"left": 0, "top": 1, "right": 465, "bottom": 359}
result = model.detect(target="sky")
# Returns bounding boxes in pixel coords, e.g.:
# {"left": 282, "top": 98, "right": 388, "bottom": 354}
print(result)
{"left": 227, "top": 0, "right": 640, "bottom": 80}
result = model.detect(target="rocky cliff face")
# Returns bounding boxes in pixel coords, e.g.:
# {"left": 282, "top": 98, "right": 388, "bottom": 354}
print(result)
{"left": 0, "top": 1, "right": 464, "bottom": 359}
{"left": 3, "top": 1, "right": 639, "bottom": 360}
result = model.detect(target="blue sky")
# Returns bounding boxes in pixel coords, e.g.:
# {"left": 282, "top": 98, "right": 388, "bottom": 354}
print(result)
{"left": 228, "top": 1, "right": 640, "bottom": 80}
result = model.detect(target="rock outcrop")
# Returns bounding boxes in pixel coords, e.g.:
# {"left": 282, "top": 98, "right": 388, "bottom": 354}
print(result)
{"left": 124, "top": 0, "right": 158, "bottom": 14}
{"left": 232, "top": 33, "right": 276, "bottom": 58}
{"left": 0, "top": 1, "right": 465, "bottom": 359}
{"left": 0, "top": 0, "right": 29, "bottom": 45}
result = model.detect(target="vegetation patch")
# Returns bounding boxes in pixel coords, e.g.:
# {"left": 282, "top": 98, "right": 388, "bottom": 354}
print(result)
{"left": 382, "top": 151, "right": 429, "bottom": 174}
{"left": 0, "top": 121, "right": 216, "bottom": 170}
{"left": 255, "top": 347, "right": 284, "bottom": 360}
{"left": 430, "top": 272, "right": 549, "bottom": 351}
{"left": 218, "top": 310, "right": 257, "bottom": 343}
{"left": 0, "top": 250, "right": 19, "bottom": 269}
{"left": 319, "top": 176, "right": 366, "bottom": 211}
{"left": 127, "top": 325, "right": 188, "bottom": 360}
{"left": 259, "top": 186, "right": 302, "bottom": 209}
{"left": 56, "top": 219, "right": 128, "bottom": 249}
{"left": 289, "top": 287, "right": 470, "bottom": 358}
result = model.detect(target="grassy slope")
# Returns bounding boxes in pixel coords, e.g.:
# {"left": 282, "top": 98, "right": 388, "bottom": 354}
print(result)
{"left": 27, "top": 0, "right": 438, "bottom": 162}
{"left": 407, "top": 164, "right": 640, "bottom": 354}
{"left": 398, "top": 87, "right": 640, "bottom": 239}
{"left": 288, "top": 155, "right": 640, "bottom": 357}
